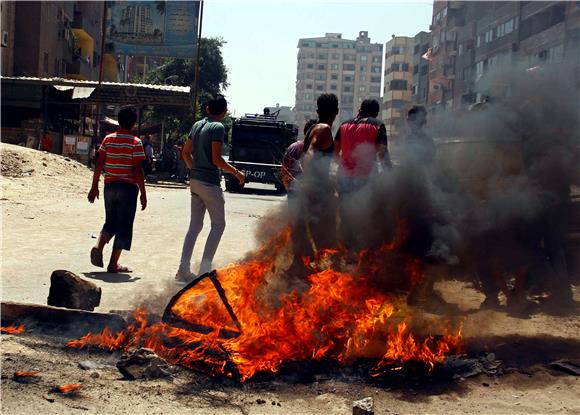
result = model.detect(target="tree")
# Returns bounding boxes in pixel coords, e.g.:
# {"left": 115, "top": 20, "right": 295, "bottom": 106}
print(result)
{"left": 140, "top": 37, "right": 229, "bottom": 141}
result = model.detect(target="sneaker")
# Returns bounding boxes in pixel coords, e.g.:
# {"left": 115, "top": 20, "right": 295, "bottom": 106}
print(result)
{"left": 175, "top": 270, "right": 196, "bottom": 283}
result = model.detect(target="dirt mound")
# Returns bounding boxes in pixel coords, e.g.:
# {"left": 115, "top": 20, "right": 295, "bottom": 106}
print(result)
{"left": 1, "top": 143, "right": 93, "bottom": 201}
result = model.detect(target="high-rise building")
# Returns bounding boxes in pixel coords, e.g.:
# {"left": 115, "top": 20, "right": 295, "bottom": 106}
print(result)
{"left": 382, "top": 36, "right": 414, "bottom": 140}
{"left": 428, "top": 1, "right": 580, "bottom": 114}
{"left": 5, "top": 1, "right": 117, "bottom": 81}
{"left": 411, "top": 31, "right": 431, "bottom": 106}
{"left": 294, "top": 31, "right": 383, "bottom": 135}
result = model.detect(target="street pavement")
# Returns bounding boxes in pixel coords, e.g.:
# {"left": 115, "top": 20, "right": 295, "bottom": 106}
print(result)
{"left": 1, "top": 182, "right": 284, "bottom": 312}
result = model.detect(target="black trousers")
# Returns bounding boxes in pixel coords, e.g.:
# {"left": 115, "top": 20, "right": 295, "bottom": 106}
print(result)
{"left": 102, "top": 181, "right": 138, "bottom": 251}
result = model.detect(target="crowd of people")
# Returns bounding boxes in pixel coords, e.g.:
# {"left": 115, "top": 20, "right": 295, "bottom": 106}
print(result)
{"left": 87, "top": 92, "right": 574, "bottom": 314}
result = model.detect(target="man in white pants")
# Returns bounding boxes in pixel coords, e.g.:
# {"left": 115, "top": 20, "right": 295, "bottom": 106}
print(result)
{"left": 176, "top": 95, "right": 245, "bottom": 282}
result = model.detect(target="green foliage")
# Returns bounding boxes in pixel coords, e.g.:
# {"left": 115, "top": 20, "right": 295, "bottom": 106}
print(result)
{"left": 141, "top": 37, "right": 229, "bottom": 140}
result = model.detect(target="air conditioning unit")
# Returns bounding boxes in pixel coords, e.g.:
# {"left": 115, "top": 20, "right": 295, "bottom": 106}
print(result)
{"left": 1, "top": 31, "right": 8, "bottom": 47}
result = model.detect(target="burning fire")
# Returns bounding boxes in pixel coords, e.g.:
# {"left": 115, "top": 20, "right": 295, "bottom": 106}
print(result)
{"left": 13, "top": 371, "right": 40, "bottom": 381}
{"left": 1, "top": 324, "right": 25, "bottom": 335}
{"left": 54, "top": 384, "right": 82, "bottom": 394}
{"left": 67, "top": 226, "right": 462, "bottom": 381}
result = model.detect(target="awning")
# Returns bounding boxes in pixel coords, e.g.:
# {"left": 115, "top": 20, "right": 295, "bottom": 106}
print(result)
{"left": 1, "top": 76, "right": 192, "bottom": 107}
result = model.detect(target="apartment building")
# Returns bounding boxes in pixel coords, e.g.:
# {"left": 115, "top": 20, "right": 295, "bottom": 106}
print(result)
{"left": 412, "top": 31, "right": 431, "bottom": 106}
{"left": 294, "top": 31, "right": 383, "bottom": 135}
{"left": 3, "top": 1, "right": 117, "bottom": 81}
{"left": 382, "top": 36, "right": 414, "bottom": 140}
{"left": 429, "top": 1, "right": 579, "bottom": 113}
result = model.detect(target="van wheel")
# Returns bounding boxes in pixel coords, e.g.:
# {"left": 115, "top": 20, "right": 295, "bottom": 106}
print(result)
{"left": 225, "top": 178, "right": 243, "bottom": 192}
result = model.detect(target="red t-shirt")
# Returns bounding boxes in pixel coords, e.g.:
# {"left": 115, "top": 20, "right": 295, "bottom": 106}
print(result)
{"left": 98, "top": 129, "right": 146, "bottom": 184}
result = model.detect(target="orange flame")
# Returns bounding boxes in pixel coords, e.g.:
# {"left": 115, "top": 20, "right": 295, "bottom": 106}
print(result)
{"left": 67, "top": 224, "right": 462, "bottom": 381}
{"left": 14, "top": 371, "right": 40, "bottom": 379}
{"left": 55, "top": 384, "right": 82, "bottom": 394}
{"left": 1, "top": 324, "right": 25, "bottom": 334}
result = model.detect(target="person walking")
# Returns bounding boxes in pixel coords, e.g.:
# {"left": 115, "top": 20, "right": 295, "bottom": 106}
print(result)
{"left": 176, "top": 95, "right": 245, "bottom": 282}
{"left": 88, "top": 107, "right": 147, "bottom": 273}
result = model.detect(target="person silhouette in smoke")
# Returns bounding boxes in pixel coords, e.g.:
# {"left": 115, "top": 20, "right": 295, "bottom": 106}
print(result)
{"left": 286, "top": 94, "right": 339, "bottom": 280}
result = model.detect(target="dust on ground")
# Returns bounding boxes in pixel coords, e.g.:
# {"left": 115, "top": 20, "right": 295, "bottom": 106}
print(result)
{"left": 1, "top": 143, "right": 579, "bottom": 414}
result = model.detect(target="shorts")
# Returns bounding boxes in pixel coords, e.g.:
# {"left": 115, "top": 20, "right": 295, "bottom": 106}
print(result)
{"left": 102, "top": 181, "right": 139, "bottom": 251}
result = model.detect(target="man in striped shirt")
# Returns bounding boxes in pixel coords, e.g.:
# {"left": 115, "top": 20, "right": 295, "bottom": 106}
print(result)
{"left": 88, "top": 107, "right": 147, "bottom": 273}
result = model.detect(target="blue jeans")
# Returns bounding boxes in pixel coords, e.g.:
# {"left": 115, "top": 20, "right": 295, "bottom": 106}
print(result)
{"left": 178, "top": 179, "right": 226, "bottom": 275}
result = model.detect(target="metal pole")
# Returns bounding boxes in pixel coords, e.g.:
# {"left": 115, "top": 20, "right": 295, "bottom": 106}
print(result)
{"left": 191, "top": 0, "right": 204, "bottom": 122}
{"left": 98, "top": 0, "right": 107, "bottom": 85}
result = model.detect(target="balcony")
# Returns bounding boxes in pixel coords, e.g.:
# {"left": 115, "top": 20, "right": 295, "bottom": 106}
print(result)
{"left": 66, "top": 55, "right": 93, "bottom": 80}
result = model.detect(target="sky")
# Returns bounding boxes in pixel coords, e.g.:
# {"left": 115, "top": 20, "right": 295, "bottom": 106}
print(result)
{"left": 203, "top": 1, "right": 434, "bottom": 116}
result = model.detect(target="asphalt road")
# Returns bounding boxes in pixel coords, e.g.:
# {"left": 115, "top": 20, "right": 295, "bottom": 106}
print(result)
{"left": 1, "top": 181, "right": 285, "bottom": 312}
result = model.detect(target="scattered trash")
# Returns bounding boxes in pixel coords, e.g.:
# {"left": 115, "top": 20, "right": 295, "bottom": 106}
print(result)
{"left": 353, "top": 397, "right": 374, "bottom": 415}
{"left": 53, "top": 384, "right": 82, "bottom": 394}
{"left": 116, "top": 348, "right": 173, "bottom": 380}
{"left": 13, "top": 371, "right": 40, "bottom": 383}
{"left": 89, "top": 233, "right": 97, "bottom": 239}
{"left": 43, "top": 395, "right": 55, "bottom": 403}
{"left": 78, "top": 360, "right": 106, "bottom": 371}
{"left": 549, "top": 360, "right": 580, "bottom": 376}
{"left": 441, "top": 353, "right": 503, "bottom": 379}
{"left": 256, "top": 399, "right": 266, "bottom": 405}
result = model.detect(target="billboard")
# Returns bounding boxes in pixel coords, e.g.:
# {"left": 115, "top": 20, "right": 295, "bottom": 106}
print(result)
{"left": 108, "top": 1, "right": 199, "bottom": 58}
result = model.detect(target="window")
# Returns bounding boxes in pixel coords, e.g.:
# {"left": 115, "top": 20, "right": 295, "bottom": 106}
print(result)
{"left": 371, "top": 76, "right": 381, "bottom": 83}
{"left": 476, "top": 35, "right": 482, "bottom": 48}
{"left": 372, "top": 56, "right": 381, "bottom": 63}
{"left": 343, "top": 63, "right": 355, "bottom": 71}
{"left": 316, "top": 85, "right": 324, "bottom": 91}
{"left": 307, "top": 63, "right": 314, "bottom": 69}
{"left": 402, "top": 63, "right": 409, "bottom": 72}
{"left": 317, "top": 64, "right": 326, "bottom": 70}
{"left": 412, "top": 85, "right": 418, "bottom": 95}
{"left": 414, "top": 44, "right": 420, "bottom": 54}
{"left": 306, "top": 83, "right": 313, "bottom": 89}
{"left": 301, "top": 41, "right": 315, "bottom": 47}
{"left": 331, "top": 74, "right": 338, "bottom": 80}
{"left": 485, "top": 29, "right": 493, "bottom": 43}
{"left": 458, "top": 43, "right": 463, "bottom": 56}
{"left": 341, "top": 108, "right": 354, "bottom": 118}
{"left": 343, "top": 75, "right": 353, "bottom": 82}
{"left": 369, "top": 85, "right": 380, "bottom": 93}
{"left": 475, "top": 60, "right": 484, "bottom": 78}
{"left": 359, "top": 75, "right": 366, "bottom": 81}
{"left": 304, "top": 93, "right": 313, "bottom": 100}
{"left": 330, "top": 84, "right": 337, "bottom": 91}
{"left": 371, "top": 65, "right": 381, "bottom": 73}
{"left": 331, "top": 63, "right": 339, "bottom": 70}
{"left": 391, "top": 46, "right": 401, "bottom": 54}
{"left": 315, "top": 73, "right": 326, "bottom": 81}
{"left": 343, "top": 85, "right": 352, "bottom": 92}
{"left": 331, "top": 53, "right": 340, "bottom": 60}
{"left": 390, "top": 63, "right": 400, "bottom": 71}
{"left": 341, "top": 95, "right": 354, "bottom": 104}
{"left": 344, "top": 54, "right": 355, "bottom": 61}
{"left": 360, "top": 55, "right": 368, "bottom": 61}
{"left": 303, "top": 104, "right": 314, "bottom": 111}
{"left": 413, "top": 65, "right": 419, "bottom": 74}
{"left": 420, "top": 65, "right": 428, "bottom": 75}
{"left": 305, "top": 72, "right": 314, "bottom": 79}
{"left": 359, "top": 65, "right": 366, "bottom": 72}
{"left": 389, "top": 80, "right": 408, "bottom": 91}
{"left": 359, "top": 86, "right": 366, "bottom": 92}
{"left": 318, "top": 53, "right": 327, "bottom": 60}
